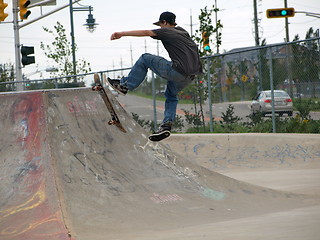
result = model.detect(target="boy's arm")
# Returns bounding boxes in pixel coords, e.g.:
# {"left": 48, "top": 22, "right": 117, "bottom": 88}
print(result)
{"left": 110, "top": 30, "right": 156, "bottom": 40}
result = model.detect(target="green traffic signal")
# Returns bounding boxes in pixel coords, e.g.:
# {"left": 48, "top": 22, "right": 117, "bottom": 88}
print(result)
{"left": 19, "top": 0, "right": 31, "bottom": 19}
{"left": 266, "top": 8, "right": 295, "bottom": 18}
{"left": 202, "top": 32, "right": 210, "bottom": 51}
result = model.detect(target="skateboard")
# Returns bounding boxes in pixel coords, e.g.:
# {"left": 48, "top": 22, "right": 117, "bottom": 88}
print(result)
{"left": 92, "top": 73, "right": 126, "bottom": 133}
{"left": 148, "top": 130, "right": 170, "bottom": 142}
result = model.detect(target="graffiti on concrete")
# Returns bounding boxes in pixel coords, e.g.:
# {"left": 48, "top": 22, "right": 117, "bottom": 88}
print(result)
{"left": 165, "top": 141, "right": 320, "bottom": 169}
{"left": 201, "top": 187, "right": 226, "bottom": 201}
{"left": 150, "top": 193, "right": 183, "bottom": 204}
{"left": 0, "top": 183, "right": 67, "bottom": 239}
{"left": 67, "top": 96, "right": 98, "bottom": 116}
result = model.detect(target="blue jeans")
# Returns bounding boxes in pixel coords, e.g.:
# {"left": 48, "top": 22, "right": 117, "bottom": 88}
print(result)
{"left": 120, "top": 53, "right": 194, "bottom": 124}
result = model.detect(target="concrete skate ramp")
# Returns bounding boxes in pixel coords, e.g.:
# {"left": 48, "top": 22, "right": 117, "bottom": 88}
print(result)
{"left": 162, "top": 133, "right": 320, "bottom": 171}
{"left": 0, "top": 88, "right": 319, "bottom": 240}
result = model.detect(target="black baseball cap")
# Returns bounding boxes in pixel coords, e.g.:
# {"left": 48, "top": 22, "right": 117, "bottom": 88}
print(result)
{"left": 153, "top": 11, "right": 177, "bottom": 26}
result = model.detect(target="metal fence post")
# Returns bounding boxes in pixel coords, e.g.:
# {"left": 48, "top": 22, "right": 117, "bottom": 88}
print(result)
{"left": 207, "top": 58, "right": 213, "bottom": 132}
{"left": 268, "top": 46, "right": 276, "bottom": 133}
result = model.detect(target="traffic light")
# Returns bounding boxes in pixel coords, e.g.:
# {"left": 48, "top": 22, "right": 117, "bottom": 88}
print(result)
{"left": 202, "top": 32, "right": 210, "bottom": 51}
{"left": 19, "top": 0, "right": 31, "bottom": 20}
{"left": 0, "top": 0, "right": 8, "bottom": 22}
{"left": 25, "top": 80, "right": 31, "bottom": 88}
{"left": 266, "top": 8, "right": 295, "bottom": 18}
{"left": 21, "top": 46, "right": 35, "bottom": 66}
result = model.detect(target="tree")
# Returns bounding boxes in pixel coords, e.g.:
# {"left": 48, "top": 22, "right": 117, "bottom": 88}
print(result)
{"left": 259, "top": 39, "right": 270, "bottom": 91}
{"left": 189, "top": 5, "right": 223, "bottom": 129}
{"left": 291, "top": 27, "right": 319, "bottom": 97}
{"left": 193, "top": 5, "right": 223, "bottom": 57}
{"left": 0, "top": 63, "right": 15, "bottom": 92}
{"left": 40, "top": 21, "right": 91, "bottom": 83}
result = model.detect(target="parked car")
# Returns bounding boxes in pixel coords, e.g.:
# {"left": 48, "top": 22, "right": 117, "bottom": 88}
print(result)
{"left": 251, "top": 90, "right": 293, "bottom": 116}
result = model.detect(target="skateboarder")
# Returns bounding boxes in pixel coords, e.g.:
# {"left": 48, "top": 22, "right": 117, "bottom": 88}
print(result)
{"left": 108, "top": 11, "right": 202, "bottom": 141}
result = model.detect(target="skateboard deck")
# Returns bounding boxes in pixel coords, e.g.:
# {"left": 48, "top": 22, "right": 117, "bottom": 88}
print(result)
{"left": 148, "top": 130, "right": 170, "bottom": 142}
{"left": 92, "top": 73, "right": 126, "bottom": 133}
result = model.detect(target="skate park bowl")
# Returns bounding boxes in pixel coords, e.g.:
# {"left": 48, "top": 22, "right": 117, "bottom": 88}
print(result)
{"left": 162, "top": 133, "right": 320, "bottom": 195}
{"left": 0, "top": 87, "right": 319, "bottom": 240}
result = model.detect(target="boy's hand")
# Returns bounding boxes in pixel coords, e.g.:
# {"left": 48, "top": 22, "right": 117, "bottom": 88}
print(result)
{"left": 110, "top": 30, "right": 156, "bottom": 40}
{"left": 110, "top": 32, "right": 122, "bottom": 40}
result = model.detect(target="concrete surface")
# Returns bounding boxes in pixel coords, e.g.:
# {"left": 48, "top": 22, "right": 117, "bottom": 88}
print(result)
{"left": 0, "top": 88, "right": 319, "bottom": 240}
{"left": 162, "top": 133, "right": 320, "bottom": 195}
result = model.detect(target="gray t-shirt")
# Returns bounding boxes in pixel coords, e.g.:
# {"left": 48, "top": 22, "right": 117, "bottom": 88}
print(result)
{"left": 151, "top": 27, "right": 202, "bottom": 76}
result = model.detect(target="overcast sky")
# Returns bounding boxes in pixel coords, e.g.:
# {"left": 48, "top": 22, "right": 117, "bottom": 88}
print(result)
{"left": 0, "top": 0, "right": 319, "bottom": 80}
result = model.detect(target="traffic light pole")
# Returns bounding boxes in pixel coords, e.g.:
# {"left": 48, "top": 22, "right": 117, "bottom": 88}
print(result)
{"left": 13, "top": 0, "right": 23, "bottom": 91}
{"left": 12, "top": 0, "right": 82, "bottom": 91}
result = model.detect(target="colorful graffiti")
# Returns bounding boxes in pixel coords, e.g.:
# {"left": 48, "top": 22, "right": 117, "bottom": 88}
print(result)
{"left": 0, "top": 183, "right": 69, "bottom": 239}
{"left": 0, "top": 93, "right": 71, "bottom": 240}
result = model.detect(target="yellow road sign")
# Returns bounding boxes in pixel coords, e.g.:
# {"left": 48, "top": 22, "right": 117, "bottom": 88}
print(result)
{"left": 241, "top": 75, "right": 248, "bottom": 82}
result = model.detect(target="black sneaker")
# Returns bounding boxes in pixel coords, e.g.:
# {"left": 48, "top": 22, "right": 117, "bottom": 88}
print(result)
{"left": 149, "top": 122, "right": 172, "bottom": 142}
{"left": 107, "top": 77, "right": 128, "bottom": 95}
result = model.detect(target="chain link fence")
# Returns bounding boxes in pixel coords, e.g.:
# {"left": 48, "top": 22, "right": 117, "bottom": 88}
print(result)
{"left": 201, "top": 37, "right": 320, "bottom": 133}
{"left": 206, "top": 37, "right": 320, "bottom": 102}
{"left": 1, "top": 37, "right": 319, "bottom": 133}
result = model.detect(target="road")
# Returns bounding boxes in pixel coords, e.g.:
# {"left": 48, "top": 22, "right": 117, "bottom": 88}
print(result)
{"left": 118, "top": 94, "right": 320, "bottom": 123}
{"left": 117, "top": 94, "right": 252, "bottom": 123}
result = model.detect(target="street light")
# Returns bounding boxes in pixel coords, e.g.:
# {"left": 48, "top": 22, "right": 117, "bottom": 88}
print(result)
{"left": 69, "top": 1, "right": 98, "bottom": 82}
{"left": 83, "top": 6, "right": 98, "bottom": 33}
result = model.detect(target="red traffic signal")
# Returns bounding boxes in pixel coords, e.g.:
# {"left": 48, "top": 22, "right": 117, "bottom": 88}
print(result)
{"left": 266, "top": 8, "right": 295, "bottom": 18}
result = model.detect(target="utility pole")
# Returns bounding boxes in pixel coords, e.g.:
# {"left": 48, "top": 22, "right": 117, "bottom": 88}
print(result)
{"left": 189, "top": 9, "right": 196, "bottom": 36}
{"left": 120, "top": 56, "right": 123, "bottom": 76}
{"left": 130, "top": 43, "right": 133, "bottom": 67}
{"left": 13, "top": 0, "right": 23, "bottom": 91}
{"left": 144, "top": 39, "right": 147, "bottom": 53}
{"left": 253, "top": 0, "right": 260, "bottom": 46}
{"left": 284, "top": 0, "right": 290, "bottom": 42}
{"left": 253, "top": 0, "right": 263, "bottom": 91}
{"left": 284, "top": 0, "right": 293, "bottom": 97}
{"left": 215, "top": 0, "right": 219, "bottom": 54}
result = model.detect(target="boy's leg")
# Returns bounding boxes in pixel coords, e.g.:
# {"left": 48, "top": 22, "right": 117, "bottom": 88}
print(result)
{"left": 121, "top": 53, "right": 172, "bottom": 90}
{"left": 112, "top": 52, "right": 194, "bottom": 128}
{"left": 162, "top": 73, "right": 194, "bottom": 124}
{"left": 163, "top": 80, "right": 179, "bottom": 124}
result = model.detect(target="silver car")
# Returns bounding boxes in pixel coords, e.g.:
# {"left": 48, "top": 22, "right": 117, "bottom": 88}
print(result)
{"left": 251, "top": 90, "right": 293, "bottom": 116}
